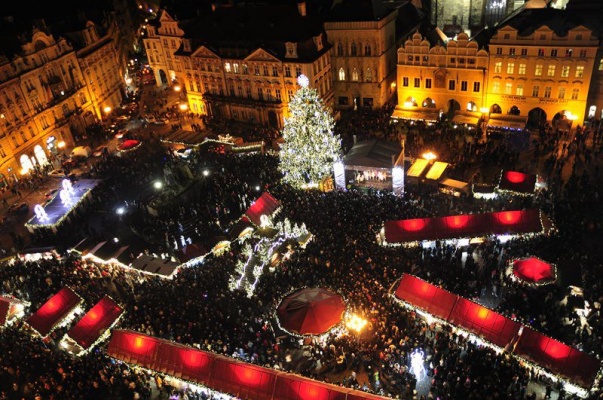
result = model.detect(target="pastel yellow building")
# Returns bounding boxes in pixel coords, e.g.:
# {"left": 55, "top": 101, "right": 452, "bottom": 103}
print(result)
{"left": 394, "top": 32, "right": 488, "bottom": 126}
{"left": 485, "top": 8, "right": 598, "bottom": 130}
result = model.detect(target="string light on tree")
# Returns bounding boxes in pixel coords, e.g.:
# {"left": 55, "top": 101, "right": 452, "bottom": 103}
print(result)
{"left": 279, "top": 75, "right": 341, "bottom": 188}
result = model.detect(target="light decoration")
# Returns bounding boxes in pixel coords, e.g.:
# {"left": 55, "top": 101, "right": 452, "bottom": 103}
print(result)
{"left": 333, "top": 161, "right": 346, "bottom": 191}
{"left": 392, "top": 166, "right": 404, "bottom": 196}
{"left": 33, "top": 204, "right": 49, "bottom": 221}
{"left": 422, "top": 151, "right": 437, "bottom": 161}
{"left": 279, "top": 74, "right": 342, "bottom": 188}
{"left": 259, "top": 214, "right": 271, "bottom": 229}
{"left": 346, "top": 314, "right": 367, "bottom": 333}
{"left": 410, "top": 349, "right": 426, "bottom": 380}
{"left": 495, "top": 170, "right": 539, "bottom": 197}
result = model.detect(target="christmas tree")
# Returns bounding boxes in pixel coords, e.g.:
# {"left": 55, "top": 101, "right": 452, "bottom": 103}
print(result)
{"left": 279, "top": 75, "right": 341, "bottom": 188}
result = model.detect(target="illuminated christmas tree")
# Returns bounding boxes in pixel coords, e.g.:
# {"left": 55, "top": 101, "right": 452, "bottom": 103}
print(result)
{"left": 279, "top": 75, "right": 341, "bottom": 188}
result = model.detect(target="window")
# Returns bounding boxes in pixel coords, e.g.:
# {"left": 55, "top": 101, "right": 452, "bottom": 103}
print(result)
{"left": 461, "top": 81, "right": 468, "bottom": 91}
{"left": 544, "top": 86, "right": 551, "bottom": 98}
{"left": 535, "top": 64, "right": 543, "bottom": 76}
{"left": 363, "top": 98, "right": 373, "bottom": 107}
{"left": 272, "top": 66, "right": 278, "bottom": 77}
{"left": 518, "top": 64, "right": 526, "bottom": 75}
{"left": 0, "top": 145, "right": 5, "bottom": 158}
{"left": 364, "top": 44, "right": 371, "bottom": 56}
{"left": 351, "top": 42, "right": 357, "bottom": 56}
{"left": 599, "top": 59, "right": 603, "bottom": 71}
{"left": 275, "top": 89, "right": 281, "bottom": 101}
{"left": 337, "top": 42, "right": 343, "bottom": 56}
{"left": 236, "top": 85, "right": 243, "bottom": 97}
{"left": 547, "top": 65, "right": 556, "bottom": 76}
{"left": 224, "top": 62, "right": 231, "bottom": 73}
{"left": 254, "top": 65, "right": 260, "bottom": 75}
{"left": 338, "top": 68, "right": 346, "bottom": 81}
{"left": 561, "top": 65, "right": 570, "bottom": 77}
{"left": 285, "top": 65, "right": 291, "bottom": 77}
{"left": 505, "top": 82, "right": 512, "bottom": 94}
{"left": 263, "top": 66, "right": 269, "bottom": 76}
{"left": 494, "top": 62, "right": 502, "bottom": 73}
{"left": 538, "top": 49, "right": 545, "bottom": 57}
{"left": 448, "top": 80, "right": 456, "bottom": 90}
{"left": 473, "top": 82, "right": 480, "bottom": 92}
{"left": 579, "top": 50, "right": 587, "bottom": 58}
{"left": 507, "top": 63, "right": 515, "bottom": 74}
{"left": 521, "top": 48, "right": 528, "bottom": 56}
{"left": 403, "top": 77, "right": 409, "bottom": 87}
{"left": 496, "top": 48, "right": 502, "bottom": 55}
{"left": 257, "top": 88, "right": 263, "bottom": 100}
{"left": 575, "top": 65, "right": 584, "bottom": 78}
{"left": 352, "top": 68, "right": 359, "bottom": 82}
{"left": 338, "top": 96, "right": 349, "bottom": 105}
{"left": 425, "top": 78, "right": 432, "bottom": 89}
{"left": 295, "top": 67, "right": 302, "bottom": 77}
{"left": 493, "top": 81, "right": 500, "bottom": 92}
{"left": 532, "top": 85, "right": 539, "bottom": 97}
{"left": 572, "top": 88, "right": 579, "bottom": 100}
{"left": 366, "top": 68, "right": 373, "bottom": 82}
{"left": 516, "top": 84, "right": 524, "bottom": 96}
{"left": 287, "top": 90, "right": 293, "bottom": 101}
{"left": 450, "top": 57, "right": 456, "bottom": 64}
{"left": 459, "top": 58, "right": 465, "bottom": 64}
{"left": 558, "top": 87, "right": 566, "bottom": 99}
{"left": 565, "top": 49, "right": 572, "bottom": 58}
{"left": 509, "top": 48, "right": 516, "bottom": 56}
{"left": 414, "top": 77, "right": 420, "bottom": 87}
{"left": 229, "top": 85, "right": 235, "bottom": 96}
{"left": 550, "top": 49, "right": 557, "bottom": 57}
{"left": 233, "top": 63, "right": 240, "bottom": 73}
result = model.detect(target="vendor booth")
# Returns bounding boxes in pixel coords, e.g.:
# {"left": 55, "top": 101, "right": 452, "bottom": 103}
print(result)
{"left": 439, "top": 179, "right": 469, "bottom": 196}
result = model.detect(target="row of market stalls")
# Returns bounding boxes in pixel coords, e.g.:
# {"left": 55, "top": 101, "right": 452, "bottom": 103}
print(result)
{"left": 22, "top": 287, "right": 124, "bottom": 355}
{"left": 381, "top": 209, "right": 546, "bottom": 245}
{"left": 393, "top": 274, "right": 599, "bottom": 394}
{"left": 107, "top": 329, "right": 388, "bottom": 400}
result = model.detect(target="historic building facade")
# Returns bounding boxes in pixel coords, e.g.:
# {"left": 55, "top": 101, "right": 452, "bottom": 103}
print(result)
{"left": 324, "top": 1, "right": 421, "bottom": 110}
{"left": 394, "top": 32, "right": 489, "bottom": 125}
{"left": 485, "top": 9, "right": 598, "bottom": 129}
{"left": 145, "top": 5, "right": 332, "bottom": 129}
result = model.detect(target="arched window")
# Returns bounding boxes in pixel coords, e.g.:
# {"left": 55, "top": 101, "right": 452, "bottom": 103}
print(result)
{"left": 351, "top": 42, "right": 357, "bottom": 56}
{"left": 364, "top": 44, "right": 371, "bottom": 56}
{"left": 352, "top": 68, "right": 359, "bottom": 82}
{"left": 19, "top": 154, "right": 33, "bottom": 173}
{"left": 337, "top": 42, "right": 343, "bottom": 56}
{"left": 34, "top": 145, "right": 48, "bottom": 165}
{"left": 366, "top": 68, "right": 373, "bottom": 82}
{"left": 338, "top": 68, "right": 346, "bottom": 81}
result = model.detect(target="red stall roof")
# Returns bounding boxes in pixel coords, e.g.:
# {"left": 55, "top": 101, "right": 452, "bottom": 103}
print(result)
{"left": 384, "top": 209, "right": 542, "bottom": 244}
{"left": 394, "top": 275, "right": 457, "bottom": 321}
{"left": 514, "top": 327, "right": 600, "bottom": 388}
{"left": 243, "top": 192, "right": 280, "bottom": 226}
{"left": 498, "top": 170, "right": 537, "bottom": 194}
{"left": 0, "top": 296, "right": 27, "bottom": 326}
{"left": 448, "top": 297, "right": 521, "bottom": 348}
{"left": 26, "top": 287, "right": 82, "bottom": 337}
{"left": 107, "top": 330, "right": 390, "bottom": 400}
{"left": 66, "top": 296, "right": 123, "bottom": 349}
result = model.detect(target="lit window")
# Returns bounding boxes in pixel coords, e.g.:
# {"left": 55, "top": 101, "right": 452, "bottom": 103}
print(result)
{"left": 547, "top": 65, "right": 556, "bottom": 77}
{"left": 494, "top": 62, "right": 502, "bottom": 73}
{"left": 516, "top": 84, "right": 523, "bottom": 96}
{"left": 575, "top": 66, "right": 584, "bottom": 78}
{"left": 507, "top": 63, "right": 515, "bottom": 74}
{"left": 492, "top": 81, "right": 500, "bottom": 93}
{"left": 505, "top": 82, "right": 512, "bottom": 94}
{"left": 561, "top": 65, "right": 570, "bottom": 77}
{"left": 558, "top": 87, "right": 565, "bottom": 99}
{"left": 571, "top": 88, "right": 579, "bottom": 100}
{"left": 338, "top": 68, "right": 346, "bottom": 81}
{"left": 535, "top": 64, "right": 543, "bottom": 76}
{"left": 224, "top": 62, "right": 231, "bottom": 73}
{"left": 544, "top": 86, "right": 551, "bottom": 98}
{"left": 518, "top": 64, "right": 526, "bottom": 75}
{"left": 352, "top": 68, "right": 359, "bottom": 82}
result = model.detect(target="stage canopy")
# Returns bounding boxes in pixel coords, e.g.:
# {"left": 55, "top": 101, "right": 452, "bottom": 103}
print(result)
{"left": 108, "top": 330, "right": 390, "bottom": 400}
{"left": 394, "top": 274, "right": 600, "bottom": 390}
{"left": 277, "top": 288, "right": 345, "bottom": 335}
{"left": 243, "top": 192, "right": 280, "bottom": 227}
{"left": 512, "top": 257, "right": 556, "bottom": 285}
{"left": 383, "top": 209, "right": 543, "bottom": 244}
{"left": 425, "top": 161, "right": 448, "bottom": 180}
{"left": 65, "top": 296, "right": 123, "bottom": 351}
{"left": 342, "top": 139, "right": 402, "bottom": 170}
{"left": 514, "top": 327, "right": 600, "bottom": 389}
{"left": 406, "top": 159, "right": 429, "bottom": 178}
{"left": 26, "top": 287, "right": 82, "bottom": 337}
{"left": 498, "top": 170, "right": 537, "bottom": 194}
{"left": 0, "top": 295, "right": 28, "bottom": 326}
{"left": 130, "top": 255, "right": 181, "bottom": 277}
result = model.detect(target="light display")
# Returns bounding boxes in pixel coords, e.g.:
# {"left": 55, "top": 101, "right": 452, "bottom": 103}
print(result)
{"left": 33, "top": 204, "right": 49, "bottom": 221}
{"left": 279, "top": 75, "right": 341, "bottom": 188}
{"left": 410, "top": 349, "right": 426, "bottom": 380}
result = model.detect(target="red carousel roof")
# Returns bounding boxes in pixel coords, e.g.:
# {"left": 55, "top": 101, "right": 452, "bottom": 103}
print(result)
{"left": 277, "top": 288, "right": 345, "bottom": 335}
{"left": 512, "top": 257, "right": 556, "bottom": 284}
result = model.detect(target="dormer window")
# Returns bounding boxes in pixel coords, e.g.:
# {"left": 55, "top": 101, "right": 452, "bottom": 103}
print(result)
{"left": 314, "top": 35, "right": 323, "bottom": 51}
{"left": 183, "top": 39, "right": 191, "bottom": 52}
{"left": 285, "top": 42, "right": 298, "bottom": 59}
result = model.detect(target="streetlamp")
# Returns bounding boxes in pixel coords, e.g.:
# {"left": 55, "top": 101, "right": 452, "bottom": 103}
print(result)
{"left": 153, "top": 181, "right": 163, "bottom": 190}
{"left": 104, "top": 106, "right": 112, "bottom": 114}
{"left": 174, "top": 85, "right": 181, "bottom": 92}
{"left": 422, "top": 151, "right": 437, "bottom": 161}
{"left": 202, "top": 169, "right": 209, "bottom": 177}
{"left": 179, "top": 103, "right": 188, "bottom": 111}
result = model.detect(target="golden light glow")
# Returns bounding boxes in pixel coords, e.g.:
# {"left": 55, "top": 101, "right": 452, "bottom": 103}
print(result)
{"left": 480, "top": 107, "right": 489, "bottom": 114}
{"left": 20, "top": 168, "right": 29, "bottom": 175}
{"left": 179, "top": 103, "right": 188, "bottom": 111}
{"left": 390, "top": 82, "right": 397, "bottom": 88}
{"left": 403, "top": 101, "right": 414, "bottom": 108}
{"left": 57, "top": 141, "right": 66, "bottom": 149}
{"left": 422, "top": 151, "right": 437, "bottom": 161}
{"left": 103, "top": 106, "right": 112, "bottom": 114}
{"left": 174, "top": 85, "right": 181, "bottom": 92}
{"left": 346, "top": 314, "right": 368, "bottom": 333}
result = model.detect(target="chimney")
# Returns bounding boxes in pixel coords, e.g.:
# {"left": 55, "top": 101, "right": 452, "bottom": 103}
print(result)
{"left": 297, "top": 0, "right": 307, "bottom": 16}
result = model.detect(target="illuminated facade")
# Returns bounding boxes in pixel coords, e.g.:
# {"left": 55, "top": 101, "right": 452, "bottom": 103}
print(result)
{"left": 324, "top": 1, "right": 421, "bottom": 110}
{"left": 394, "top": 32, "right": 488, "bottom": 123}
{"left": 145, "top": 5, "right": 332, "bottom": 129}
{"left": 485, "top": 8, "right": 598, "bottom": 128}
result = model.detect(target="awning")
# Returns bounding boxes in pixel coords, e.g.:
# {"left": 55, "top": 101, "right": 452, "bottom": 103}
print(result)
{"left": 130, "top": 255, "right": 180, "bottom": 278}
{"left": 391, "top": 109, "right": 439, "bottom": 122}
{"left": 440, "top": 179, "right": 469, "bottom": 190}
{"left": 452, "top": 114, "right": 480, "bottom": 126}
{"left": 425, "top": 161, "right": 448, "bottom": 180}
{"left": 407, "top": 159, "right": 430, "bottom": 178}
{"left": 487, "top": 115, "right": 527, "bottom": 130}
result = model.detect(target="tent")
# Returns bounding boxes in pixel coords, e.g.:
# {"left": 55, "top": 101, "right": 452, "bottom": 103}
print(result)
{"left": 107, "top": 330, "right": 390, "bottom": 400}
{"left": 26, "top": 287, "right": 82, "bottom": 337}
{"left": 425, "top": 161, "right": 448, "bottom": 180}
{"left": 512, "top": 257, "right": 556, "bottom": 284}
{"left": 448, "top": 298, "right": 521, "bottom": 348}
{"left": 394, "top": 274, "right": 457, "bottom": 320}
{"left": 277, "top": 288, "right": 345, "bottom": 335}
{"left": 130, "top": 255, "right": 181, "bottom": 277}
{"left": 65, "top": 296, "right": 123, "bottom": 351}
{"left": 342, "top": 139, "right": 402, "bottom": 170}
{"left": 0, "top": 296, "right": 28, "bottom": 326}
{"left": 514, "top": 327, "right": 600, "bottom": 388}
{"left": 383, "top": 209, "right": 543, "bottom": 244}
{"left": 243, "top": 192, "right": 280, "bottom": 227}
{"left": 498, "top": 170, "right": 537, "bottom": 194}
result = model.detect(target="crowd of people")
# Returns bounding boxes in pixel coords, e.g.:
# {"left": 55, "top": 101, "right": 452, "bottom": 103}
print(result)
{"left": 0, "top": 103, "right": 602, "bottom": 400}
